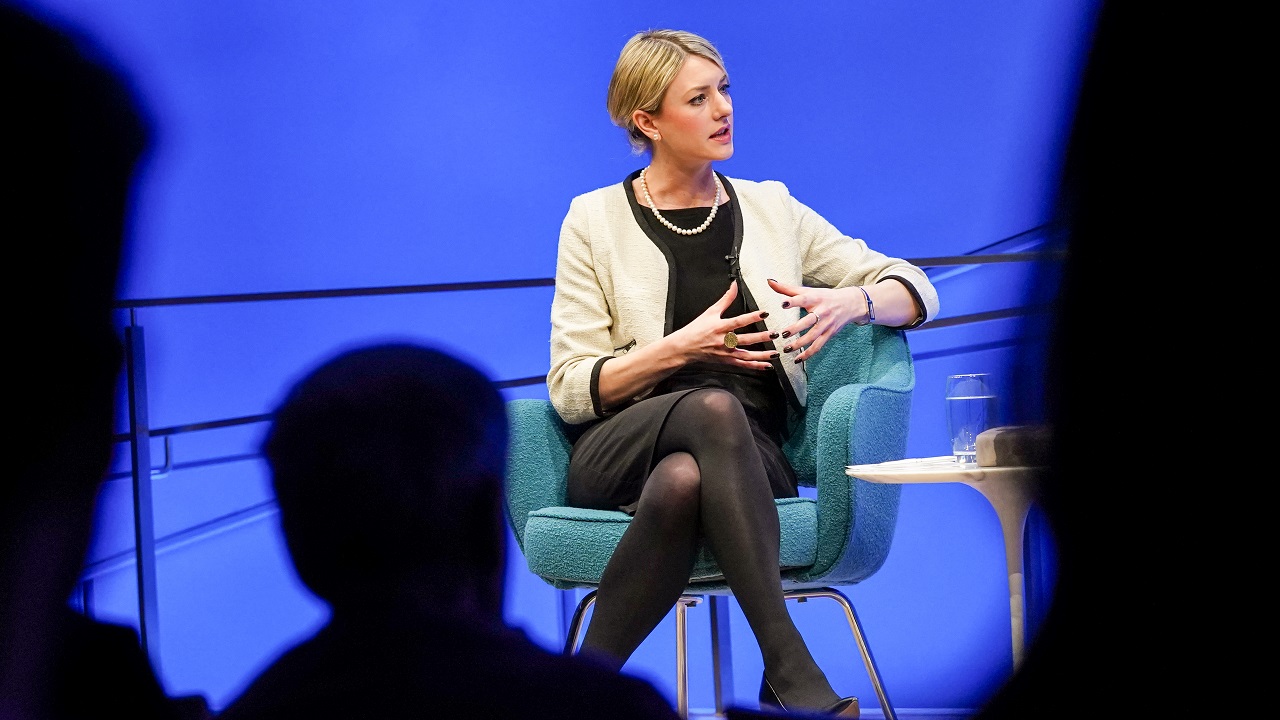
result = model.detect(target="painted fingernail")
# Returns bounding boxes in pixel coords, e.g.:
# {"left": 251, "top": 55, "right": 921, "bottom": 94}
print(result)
{"left": 783, "top": 346, "right": 793, "bottom": 353}
{"left": 781, "top": 301, "right": 790, "bottom": 308}
{"left": 781, "top": 331, "right": 791, "bottom": 338}
{"left": 767, "top": 278, "right": 777, "bottom": 283}
{"left": 770, "top": 352, "right": 780, "bottom": 359}
{"left": 769, "top": 332, "right": 779, "bottom": 339}
{"left": 760, "top": 312, "right": 769, "bottom": 319}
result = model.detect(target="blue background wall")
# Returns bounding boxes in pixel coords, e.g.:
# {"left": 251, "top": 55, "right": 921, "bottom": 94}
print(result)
{"left": 19, "top": 0, "right": 1100, "bottom": 715}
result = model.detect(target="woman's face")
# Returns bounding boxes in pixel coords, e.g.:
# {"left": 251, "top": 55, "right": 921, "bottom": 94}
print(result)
{"left": 650, "top": 54, "right": 733, "bottom": 165}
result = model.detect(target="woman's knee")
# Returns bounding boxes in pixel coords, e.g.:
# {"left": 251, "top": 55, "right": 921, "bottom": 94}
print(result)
{"left": 641, "top": 452, "right": 701, "bottom": 512}
{"left": 665, "top": 389, "right": 752, "bottom": 450}
{"left": 666, "top": 388, "right": 752, "bottom": 447}
{"left": 681, "top": 388, "right": 746, "bottom": 422}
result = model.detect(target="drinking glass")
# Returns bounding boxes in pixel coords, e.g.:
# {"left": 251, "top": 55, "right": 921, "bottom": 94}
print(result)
{"left": 945, "top": 373, "right": 997, "bottom": 464}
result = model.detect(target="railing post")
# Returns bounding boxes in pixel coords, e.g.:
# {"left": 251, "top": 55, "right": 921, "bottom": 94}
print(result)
{"left": 124, "top": 319, "right": 161, "bottom": 668}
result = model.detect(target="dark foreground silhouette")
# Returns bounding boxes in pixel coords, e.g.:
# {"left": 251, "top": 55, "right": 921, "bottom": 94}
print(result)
{"left": 217, "top": 343, "right": 681, "bottom": 720}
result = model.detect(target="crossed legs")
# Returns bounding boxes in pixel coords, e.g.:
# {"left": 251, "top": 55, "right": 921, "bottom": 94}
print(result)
{"left": 579, "top": 388, "right": 840, "bottom": 710}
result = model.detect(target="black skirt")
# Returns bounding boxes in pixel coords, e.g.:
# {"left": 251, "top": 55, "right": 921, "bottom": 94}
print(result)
{"left": 566, "top": 387, "right": 798, "bottom": 515}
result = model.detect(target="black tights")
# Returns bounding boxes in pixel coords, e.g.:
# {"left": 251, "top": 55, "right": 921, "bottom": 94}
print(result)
{"left": 579, "top": 389, "right": 839, "bottom": 710}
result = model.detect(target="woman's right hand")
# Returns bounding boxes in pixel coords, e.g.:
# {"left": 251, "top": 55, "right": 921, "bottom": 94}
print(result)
{"left": 595, "top": 282, "right": 776, "bottom": 410}
{"left": 670, "top": 281, "right": 778, "bottom": 370}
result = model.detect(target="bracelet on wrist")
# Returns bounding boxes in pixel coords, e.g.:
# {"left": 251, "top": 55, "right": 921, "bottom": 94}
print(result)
{"left": 855, "top": 286, "right": 875, "bottom": 326}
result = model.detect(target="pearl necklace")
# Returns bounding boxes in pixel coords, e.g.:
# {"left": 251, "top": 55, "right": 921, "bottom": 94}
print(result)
{"left": 639, "top": 167, "right": 722, "bottom": 236}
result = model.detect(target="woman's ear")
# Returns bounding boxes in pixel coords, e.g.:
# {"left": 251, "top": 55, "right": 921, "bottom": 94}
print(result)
{"left": 632, "top": 109, "right": 659, "bottom": 140}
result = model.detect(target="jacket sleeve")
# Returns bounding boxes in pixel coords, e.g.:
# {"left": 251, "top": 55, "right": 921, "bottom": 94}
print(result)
{"left": 547, "top": 195, "right": 616, "bottom": 425}
{"left": 785, "top": 188, "right": 940, "bottom": 327}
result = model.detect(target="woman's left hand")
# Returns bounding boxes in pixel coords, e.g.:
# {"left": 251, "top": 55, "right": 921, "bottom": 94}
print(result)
{"left": 767, "top": 278, "right": 868, "bottom": 363}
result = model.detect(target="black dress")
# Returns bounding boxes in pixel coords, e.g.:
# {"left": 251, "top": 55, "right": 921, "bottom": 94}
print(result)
{"left": 565, "top": 184, "right": 797, "bottom": 515}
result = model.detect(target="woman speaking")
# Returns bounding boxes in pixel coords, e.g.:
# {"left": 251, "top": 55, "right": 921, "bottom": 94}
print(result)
{"left": 547, "top": 29, "right": 939, "bottom": 717}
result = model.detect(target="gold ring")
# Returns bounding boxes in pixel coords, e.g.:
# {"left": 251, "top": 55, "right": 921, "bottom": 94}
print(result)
{"left": 723, "top": 332, "right": 739, "bottom": 349}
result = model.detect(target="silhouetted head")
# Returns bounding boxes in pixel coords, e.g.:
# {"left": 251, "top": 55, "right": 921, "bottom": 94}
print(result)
{"left": 5, "top": 0, "right": 151, "bottom": 500}
{"left": 2, "top": 5, "right": 159, "bottom": 716}
{"left": 262, "top": 343, "right": 509, "bottom": 616}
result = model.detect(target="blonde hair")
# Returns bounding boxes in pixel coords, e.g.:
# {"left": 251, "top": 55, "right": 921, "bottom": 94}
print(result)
{"left": 606, "top": 29, "right": 726, "bottom": 155}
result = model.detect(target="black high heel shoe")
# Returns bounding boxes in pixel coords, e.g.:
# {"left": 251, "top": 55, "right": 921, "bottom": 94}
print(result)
{"left": 759, "top": 674, "right": 859, "bottom": 718}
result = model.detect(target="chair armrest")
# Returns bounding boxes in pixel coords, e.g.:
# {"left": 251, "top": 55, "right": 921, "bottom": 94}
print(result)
{"left": 505, "top": 398, "right": 572, "bottom": 550}
{"left": 799, "top": 381, "right": 912, "bottom": 584}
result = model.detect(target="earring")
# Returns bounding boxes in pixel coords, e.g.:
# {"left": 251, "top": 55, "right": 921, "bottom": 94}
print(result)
{"left": 653, "top": 133, "right": 660, "bottom": 141}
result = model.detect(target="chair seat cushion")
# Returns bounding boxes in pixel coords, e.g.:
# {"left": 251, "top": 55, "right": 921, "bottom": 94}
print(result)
{"left": 523, "top": 497, "right": 818, "bottom": 586}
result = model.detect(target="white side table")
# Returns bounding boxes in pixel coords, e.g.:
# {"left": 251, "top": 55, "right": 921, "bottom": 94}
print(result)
{"left": 846, "top": 456, "right": 1043, "bottom": 666}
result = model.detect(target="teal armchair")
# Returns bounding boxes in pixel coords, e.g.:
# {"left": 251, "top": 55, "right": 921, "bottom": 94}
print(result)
{"left": 505, "top": 323, "right": 915, "bottom": 719}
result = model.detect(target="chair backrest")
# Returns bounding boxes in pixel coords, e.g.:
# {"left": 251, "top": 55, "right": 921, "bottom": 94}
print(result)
{"left": 783, "top": 323, "right": 915, "bottom": 486}
{"left": 504, "top": 398, "right": 572, "bottom": 551}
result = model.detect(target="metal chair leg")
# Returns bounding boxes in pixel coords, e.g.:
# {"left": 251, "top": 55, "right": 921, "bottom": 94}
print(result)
{"left": 709, "top": 595, "right": 733, "bottom": 717}
{"left": 566, "top": 591, "right": 758, "bottom": 720}
{"left": 564, "top": 591, "right": 700, "bottom": 718}
{"left": 785, "top": 588, "right": 898, "bottom": 720}
{"left": 674, "top": 595, "right": 701, "bottom": 719}
{"left": 563, "top": 589, "right": 597, "bottom": 655}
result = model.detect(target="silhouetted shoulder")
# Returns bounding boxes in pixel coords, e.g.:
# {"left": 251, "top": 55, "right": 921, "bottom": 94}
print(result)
{"left": 218, "top": 618, "right": 680, "bottom": 720}
{"left": 495, "top": 642, "right": 682, "bottom": 720}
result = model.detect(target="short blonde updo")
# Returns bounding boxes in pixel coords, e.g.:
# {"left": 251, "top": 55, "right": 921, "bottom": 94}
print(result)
{"left": 606, "top": 29, "right": 727, "bottom": 155}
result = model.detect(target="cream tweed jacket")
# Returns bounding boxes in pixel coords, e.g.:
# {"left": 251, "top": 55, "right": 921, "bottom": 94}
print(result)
{"left": 548, "top": 172, "right": 940, "bottom": 426}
